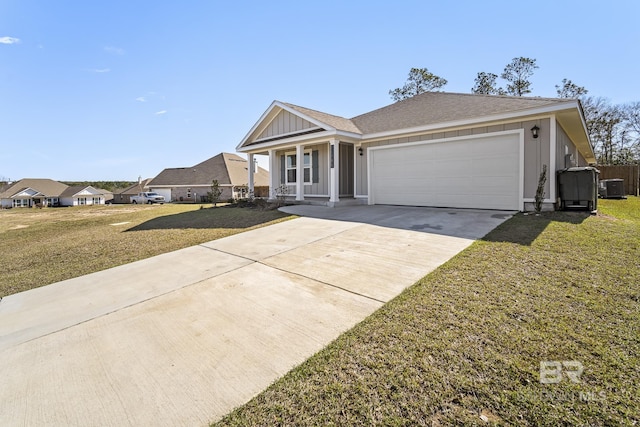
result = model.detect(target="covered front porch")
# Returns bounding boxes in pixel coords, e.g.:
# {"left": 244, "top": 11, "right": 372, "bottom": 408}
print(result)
{"left": 246, "top": 139, "right": 366, "bottom": 207}
{"left": 236, "top": 100, "right": 369, "bottom": 207}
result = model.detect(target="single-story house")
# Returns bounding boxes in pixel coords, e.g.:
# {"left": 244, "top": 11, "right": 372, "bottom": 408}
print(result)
{"left": 0, "top": 179, "right": 109, "bottom": 208}
{"left": 112, "top": 178, "right": 152, "bottom": 204}
{"left": 59, "top": 185, "right": 108, "bottom": 206}
{"left": 236, "top": 92, "right": 595, "bottom": 211}
{"left": 0, "top": 178, "right": 68, "bottom": 208}
{"left": 147, "top": 152, "right": 269, "bottom": 202}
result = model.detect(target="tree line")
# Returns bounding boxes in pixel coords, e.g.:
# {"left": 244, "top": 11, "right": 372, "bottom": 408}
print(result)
{"left": 389, "top": 58, "right": 639, "bottom": 165}
{"left": 62, "top": 181, "right": 136, "bottom": 192}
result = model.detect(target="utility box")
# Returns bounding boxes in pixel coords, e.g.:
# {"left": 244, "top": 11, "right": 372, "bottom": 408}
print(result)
{"left": 598, "top": 179, "right": 626, "bottom": 199}
{"left": 557, "top": 167, "right": 599, "bottom": 212}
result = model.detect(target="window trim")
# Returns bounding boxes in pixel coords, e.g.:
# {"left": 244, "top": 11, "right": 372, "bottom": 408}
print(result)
{"left": 285, "top": 150, "right": 313, "bottom": 185}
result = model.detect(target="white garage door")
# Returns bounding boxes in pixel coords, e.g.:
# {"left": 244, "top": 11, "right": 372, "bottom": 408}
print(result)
{"left": 370, "top": 133, "right": 521, "bottom": 210}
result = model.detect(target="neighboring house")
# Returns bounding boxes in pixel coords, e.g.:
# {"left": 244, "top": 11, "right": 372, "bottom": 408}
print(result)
{"left": 147, "top": 153, "right": 269, "bottom": 202}
{"left": 236, "top": 92, "right": 595, "bottom": 211}
{"left": 112, "top": 178, "right": 152, "bottom": 204}
{"left": 0, "top": 178, "right": 68, "bottom": 208}
{"left": 99, "top": 189, "right": 114, "bottom": 204}
{"left": 59, "top": 186, "right": 108, "bottom": 206}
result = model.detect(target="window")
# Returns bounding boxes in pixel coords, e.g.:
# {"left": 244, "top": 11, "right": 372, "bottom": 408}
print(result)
{"left": 93, "top": 197, "right": 101, "bottom": 204}
{"left": 286, "top": 153, "right": 297, "bottom": 183}
{"left": 77, "top": 197, "right": 86, "bottom": 205}
{"left": 285, "top": 151, "right": 312, "bottom": 185}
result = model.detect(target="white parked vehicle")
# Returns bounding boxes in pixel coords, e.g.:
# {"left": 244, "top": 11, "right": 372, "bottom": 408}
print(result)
{"left": 131, "top": 192, "right": 165, "bottom": 204}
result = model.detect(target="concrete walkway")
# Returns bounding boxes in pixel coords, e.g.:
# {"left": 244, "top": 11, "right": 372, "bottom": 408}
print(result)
{"left": 0, "top": 205, "right": 512, "bottom": 426}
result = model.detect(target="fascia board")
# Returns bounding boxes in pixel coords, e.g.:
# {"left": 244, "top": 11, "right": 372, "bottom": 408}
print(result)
{"left": 237, "top": 130, "right": 338, "bottom": 152}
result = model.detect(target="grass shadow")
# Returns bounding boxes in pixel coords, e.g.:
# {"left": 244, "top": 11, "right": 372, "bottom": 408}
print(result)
{"left": 126, "top": 206, "right": 288, "bottom": 231}
{"left": 483, "top": 210, "right": 592, "bottom": 245}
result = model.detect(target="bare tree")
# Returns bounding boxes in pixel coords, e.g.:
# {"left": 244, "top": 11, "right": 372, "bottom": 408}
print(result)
{"left": 582, "top": 97, "right": 626, "bottom": 164}
{"left": 621, "top": 102, "right": 640, "bottom": 162}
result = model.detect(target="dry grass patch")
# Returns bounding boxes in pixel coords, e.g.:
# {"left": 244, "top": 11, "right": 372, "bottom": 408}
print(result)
{"left": 216, "top": 198, "right": 639, "bottom": 426}
{"left": 1, "top": 204, "right": 290, "bottom": 296}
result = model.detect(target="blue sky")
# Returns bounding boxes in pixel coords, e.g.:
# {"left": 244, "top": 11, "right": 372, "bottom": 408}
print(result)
{"left": 1, "top": 0, "right": 638, "bottom": 181}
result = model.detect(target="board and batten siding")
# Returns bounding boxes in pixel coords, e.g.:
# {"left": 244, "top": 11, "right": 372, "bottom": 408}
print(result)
{"left": 556, "top": 123, "right": 587, "bottom": 168}
{"left": 257, "top": 110, "right": 318, "bottom": 140}
{"left": 355, "top": 119, "right": 551, "bottom": 199}
{"left": 275, "top": 144, "right": 329, "bottom": 196}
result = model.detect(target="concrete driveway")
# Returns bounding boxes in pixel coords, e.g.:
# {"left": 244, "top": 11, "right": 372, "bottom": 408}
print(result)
{"left": 0, "top": 205, "right": 512, "bottom": 426}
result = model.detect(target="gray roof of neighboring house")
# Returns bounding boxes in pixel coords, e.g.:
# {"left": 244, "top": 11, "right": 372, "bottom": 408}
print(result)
{"left": 149, "top": 153, "right": 269, "bottom": 187}
{"left": 59, "top": 185, "right": 107, "bottom": 198}
{"left": 0, "top": 178, "right": 68, "bottom": 198}
{"left": 113, "top": 179, "right": 152, "bottom": 195}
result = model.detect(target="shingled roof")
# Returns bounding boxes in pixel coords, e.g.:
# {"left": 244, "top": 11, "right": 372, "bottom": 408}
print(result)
{"left": 59, "top": 185, "right": 107, "bottom": 198}
{"left": 113, "top": 178, "right": 152, "bottom": 195}
{"left": 149, "top": 153, "right": 268, "bottom": 187}
{"left": 281, "top": 102, "right": 363, "bottom": 134}
{"left": 239, "top": 92, "right": 583, "bottom": 151}
{"left": 351, "top": 92, "right": 573, "bottom": 134}
{"left": 0, "top": 178, "right": 68, "bottom": 198}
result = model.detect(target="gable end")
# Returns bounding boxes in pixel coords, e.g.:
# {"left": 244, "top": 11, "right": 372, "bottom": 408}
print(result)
{"left": 256, "top": 109, "right": 321, "bottom": 140}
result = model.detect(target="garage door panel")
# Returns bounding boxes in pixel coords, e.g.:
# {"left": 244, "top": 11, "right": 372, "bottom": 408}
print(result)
{"left": 370, "top": 134, "right": 520, "bottom": 210}
{"left": 431, "top": 160, "right": 472, "bottom": 175}
{"left": 472, "top": 161, "right": 516, "bottom": 176}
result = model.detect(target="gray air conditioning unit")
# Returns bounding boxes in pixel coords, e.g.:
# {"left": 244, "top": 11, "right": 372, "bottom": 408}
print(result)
{"left": 598, "top": 179, "right": 626, "bottom": 199}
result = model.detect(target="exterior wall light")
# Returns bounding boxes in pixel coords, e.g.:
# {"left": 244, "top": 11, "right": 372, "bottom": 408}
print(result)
{"left": 531, "top": 125, "right": 540, "bottom": 139}
{"left": 358, "top": 147, "right": 363, "bottom": 156}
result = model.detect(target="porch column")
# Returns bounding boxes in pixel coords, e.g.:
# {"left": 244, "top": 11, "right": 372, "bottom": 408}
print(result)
{"left": 296, "top": 144, "right": 304, "bottom": 201}
{"left": 247, "top": 153, "right": 255, "bottom": 196}
{"left": 329, "top": 139, "right": 340, "bottom": 203}
{"left": 269, "top": 149, "right": 278, "bottom": 200}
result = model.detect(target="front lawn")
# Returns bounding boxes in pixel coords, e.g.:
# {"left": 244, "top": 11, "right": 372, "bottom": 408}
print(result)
{"left": 216, "top": 197, "right": 640, "bottom": 426}
{"left": 0, "top": 204, "right": 290, "bottom": 297}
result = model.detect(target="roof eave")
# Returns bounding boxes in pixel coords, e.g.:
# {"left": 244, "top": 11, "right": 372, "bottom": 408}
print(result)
{"left": 238, "top": 129, "right": 363, "bottom": 153}
{"left": 362, "top": 101, "right": 582, "bottom": 141}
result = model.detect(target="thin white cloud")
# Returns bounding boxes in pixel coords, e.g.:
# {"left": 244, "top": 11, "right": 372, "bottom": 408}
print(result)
{"left": 135, "top": 96, "right": 147, "bottom": 102}
{"left": 104, "top": 45, "right": 124, "bottom": 55}
{"left": 92, "top": 68, "right": 111, "bottom": 73}
{"left": 0, "top": 36, "right": 20, "bottom": 45}
{"left": 155, "top": 110, "right": 167, "bottom": 115}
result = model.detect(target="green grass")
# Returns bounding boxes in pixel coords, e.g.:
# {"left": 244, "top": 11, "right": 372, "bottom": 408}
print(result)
{"left": 0, "top": 204, "right": 290, "bottom": 297}
{"left": 215, "top": 197, "right": 640, "bottom": 426}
